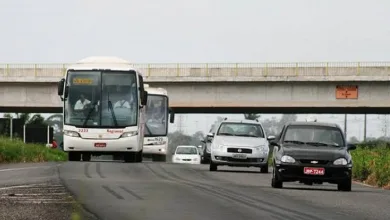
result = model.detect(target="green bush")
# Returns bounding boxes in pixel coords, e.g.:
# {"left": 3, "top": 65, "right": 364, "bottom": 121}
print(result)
{"left": 352, "top": 143, "right": 390, "bottom": 187}
{"left": 0, "top": 137, "right": 67, "bottom": 163}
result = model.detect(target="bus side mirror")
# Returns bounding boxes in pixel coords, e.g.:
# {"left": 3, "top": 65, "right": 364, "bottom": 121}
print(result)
{"left": 57, "top": 79, "right": 65, "bottom": 96}
{"left": 169, "top": 109, "right": 175, "bottom": 123}
{"left": 141, "top": 91, "right": 148, "bottom": 106}
{"left": 64, "top": 86, "right": 69, "bottom": 99}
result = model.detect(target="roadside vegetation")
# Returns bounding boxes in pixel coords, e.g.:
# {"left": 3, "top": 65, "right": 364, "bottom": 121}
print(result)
{"left": 0, "top": 137, "right": 67, "bottom": 163}
{"left": 352, "top": 141, "right": 390, "bottom": 189}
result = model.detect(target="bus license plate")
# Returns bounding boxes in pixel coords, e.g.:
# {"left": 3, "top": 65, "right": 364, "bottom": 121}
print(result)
{"left": 94, "top": 143, "right": 106, "bottom": 148}
{"left": 232, "top": 154, "right": 247, "bottom": 159}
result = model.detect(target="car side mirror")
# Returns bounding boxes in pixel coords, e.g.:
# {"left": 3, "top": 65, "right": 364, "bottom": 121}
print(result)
{"left": 201, "top": 140, "right": 206, "bottom": 143}
{"left": 267, "top": 135, "right": 276, "bottom": 141}
{"left": 207, "top": 132, "right": 214, "bottom": 138}
{"left": 64, "top": 86, "right": 69, "bottom": 99}
{"left": 347, "top": 143, "right": 357, "bottom": 151}
{"left": 269, "top": 141, "right": 279, "bottom": 147}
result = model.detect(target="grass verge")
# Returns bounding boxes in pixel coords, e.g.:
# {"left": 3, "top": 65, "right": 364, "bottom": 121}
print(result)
{"left": 352, "top": 143, "right": 390, "bottom": 189}
{"left": 0, "top": 137, "right": 67, "bottom": 163}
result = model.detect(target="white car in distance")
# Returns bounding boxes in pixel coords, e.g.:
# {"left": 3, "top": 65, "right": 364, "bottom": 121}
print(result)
{"left": 172, "top": 145, "right": 201, "bottom": 164}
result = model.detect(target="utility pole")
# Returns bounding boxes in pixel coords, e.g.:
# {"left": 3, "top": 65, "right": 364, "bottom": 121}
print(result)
{"left": 177, "top": 114, "right": 183, "bottom": 133}
{"left": 344, "top": 114, "right": 347, "bottom": 140}
{"left": 363, "top": 114, "right": 367, "bottom": 142}
{"left": 384, "top": 115, "right": 389, "bottom": 137}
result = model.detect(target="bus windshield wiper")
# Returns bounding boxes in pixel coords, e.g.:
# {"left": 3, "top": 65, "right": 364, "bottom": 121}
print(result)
{"left": 83, "top": 102, "right": 98, "bottom": 126}
{"left": 107, "top": 91, "right": 118, "bottom": 127}
{"left": 145, "top": 122, "right": 152, "bottom": 135}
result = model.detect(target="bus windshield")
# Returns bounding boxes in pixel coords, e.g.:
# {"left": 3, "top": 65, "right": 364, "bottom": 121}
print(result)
{"left": 64, "top": 70, "right": 138, "bottom": 128}
{"left": 144, "top": 94, "right": 168, "bottom": 137}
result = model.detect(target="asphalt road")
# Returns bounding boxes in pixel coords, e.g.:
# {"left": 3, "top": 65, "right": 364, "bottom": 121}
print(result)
{"left": 0, "top": 162, "right": 97, "bottom": 220}
{"left": 58, "top": 161, "right": 390, "bottom": 220}
{"left": 2, "top": 161, "right": 390, "bottom": 220}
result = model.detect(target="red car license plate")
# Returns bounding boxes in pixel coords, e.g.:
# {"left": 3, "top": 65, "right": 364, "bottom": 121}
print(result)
{"left": 303, "top": 167, "right": 325, "bottom": 175}
{"left": 94, "top": 143, "right": 106, "bottom": 148}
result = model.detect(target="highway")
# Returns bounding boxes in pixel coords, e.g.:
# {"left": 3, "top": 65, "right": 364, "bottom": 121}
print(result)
{"left": 1, "top": 161, "right": 390, "bottom": 220}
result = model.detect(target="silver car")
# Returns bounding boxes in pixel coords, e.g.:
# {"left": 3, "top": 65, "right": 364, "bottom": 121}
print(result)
{"left": 209, "top": 119, "right": 273, "bottom": 173}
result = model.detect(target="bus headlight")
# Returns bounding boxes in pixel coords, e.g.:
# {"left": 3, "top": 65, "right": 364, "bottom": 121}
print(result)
{"left": 120, "top": 131, "right": 138, "bottom": 138}
{"left": 64, "top": 130, "right": 80, "bottom": 137}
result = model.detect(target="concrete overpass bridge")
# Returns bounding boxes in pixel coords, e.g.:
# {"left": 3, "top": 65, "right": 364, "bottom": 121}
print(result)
{"left": 1, "top": 62, "right": 390, "bottom": 114}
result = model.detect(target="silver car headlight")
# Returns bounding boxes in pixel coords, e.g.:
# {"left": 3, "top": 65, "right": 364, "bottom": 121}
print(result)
{"left": 281, "top": 155, "right": 296, "bottom": 163}
{"left": 212, "top": 145, "right": 223, "bottom": 151}
{"left": 333, "top": 158, "right": 348, "bottom": 165}
{"left": 254, "top": 145, "right": 268, "bottom": 153}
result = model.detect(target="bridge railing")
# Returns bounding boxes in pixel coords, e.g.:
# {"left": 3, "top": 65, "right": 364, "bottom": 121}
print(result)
{"left": 0, "top": 62, "right": 390, "bottom": 78}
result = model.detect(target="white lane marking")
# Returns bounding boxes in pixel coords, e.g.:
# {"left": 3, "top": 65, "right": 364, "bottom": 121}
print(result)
{"left": 0, "top": 184, "right": 64, "bottom": 190}
{"left": 0, "top": 184, "right": 43, "bottom": 190}
{"left": 0, "top": 166, "right": 53, "bottom": 172}
{"left": 353, "top": 180, "right": 377, "bottom": 188}
{"left": 1, "top": 197, "right": 69, "bottom": 200}
{"left": 2, "top": 193, "right": 68, "bottom": 196}
{"left": 17, "top": 201, "right": 75, "bottom": 204}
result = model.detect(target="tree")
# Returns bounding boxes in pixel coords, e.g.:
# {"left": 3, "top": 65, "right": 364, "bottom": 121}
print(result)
{"left": 168, "top": 131, "right": 193, "bottom": 155}
{"left": 3, "top": 113, "right": 46, "bottom": 125}
{"left": 28, "top": 114, "right": 45, "bottom": 125}
{"left": 3, "top": 113, "right": 13, "bottom": 119}
{"left": 244, "top": 113, "right": 261, "bottom": 121}
{"left": 349, "top": 136, "right": 359, "bottom": 143}
{"left": 261, "top": 117, "right": 280, "bottom": 136}
{"left": 17, "top": 113, "right": 31, "bottom": 124}
{"left": 191, "top": 131, "right": 205, "bottom": 144}
{"left": 260, "top": 114, "right": 297, "bottom": 136}
{"left": 209, "top": 116, "right": 224, "bottom": 133}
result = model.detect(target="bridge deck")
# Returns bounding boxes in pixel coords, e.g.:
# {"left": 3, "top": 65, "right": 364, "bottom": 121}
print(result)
{"left": 0, "top": 62, "right": 390, "bottom": 82}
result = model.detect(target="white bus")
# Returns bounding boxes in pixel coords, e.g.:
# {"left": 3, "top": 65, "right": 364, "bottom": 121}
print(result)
{"left": 143, "top": 85, "right": 174, "bottom": 162}
{"left": 57, "top": 56, "right": 148, "bottom": 163}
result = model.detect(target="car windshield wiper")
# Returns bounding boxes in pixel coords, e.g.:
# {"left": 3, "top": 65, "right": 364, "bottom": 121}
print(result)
{"left": 107, "top": 91, "right": 118, "bottom": 127}
{"left": 218, "top": 132, "right": 234, "bottom": 136}
{"left": 306, "top": 142, "right": 340, "bottom": 147}
{"left": 236, "top": 134, "right": 259, "bottom": 137}
{"left": 83, "top": 102, "right": 98, "bottom": 126}
{"left": 283, "top": 140, "right": 306, "bottom": 145}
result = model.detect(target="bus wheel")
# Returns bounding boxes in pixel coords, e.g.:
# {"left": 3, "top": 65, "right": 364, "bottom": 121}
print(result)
{"left": 136, "top": 151, "right": 143, "bottom": 163}
{"left": 124, "top": 152, "right": 136, "bottom": 163}
{"left": 152, "top": 155, "right": 166, "bottom": 162}
{"left": 68, "top": 152, "right": 81, "bottom": 161}
{"left": 82, "top": 153, "right": 91, "bottom": 162}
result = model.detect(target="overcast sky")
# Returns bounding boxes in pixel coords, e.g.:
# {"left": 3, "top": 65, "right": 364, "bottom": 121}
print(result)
{"left": 0, "top": 0, "right": 389, "bottom": 140}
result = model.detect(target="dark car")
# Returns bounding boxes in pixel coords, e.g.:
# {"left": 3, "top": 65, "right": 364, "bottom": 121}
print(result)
{"left": 269, "top": 121, "right": 357, "bottom": 191}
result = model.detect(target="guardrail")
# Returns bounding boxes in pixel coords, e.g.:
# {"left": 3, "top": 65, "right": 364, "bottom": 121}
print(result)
{"left": 0, "top": 62, "right": 390, "bottom": 78}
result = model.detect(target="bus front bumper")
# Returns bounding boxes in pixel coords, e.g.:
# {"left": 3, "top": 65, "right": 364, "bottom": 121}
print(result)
{"left": 143, "top": 144, "right": 167, "bottom": 155}
{"left": 63, "top": 135, "right": 141, "bottom": 152}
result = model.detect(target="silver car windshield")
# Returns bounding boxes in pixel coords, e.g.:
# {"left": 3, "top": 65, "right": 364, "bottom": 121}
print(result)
{"left": 217, "top": 122, "right": 264, "bottom": 138}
